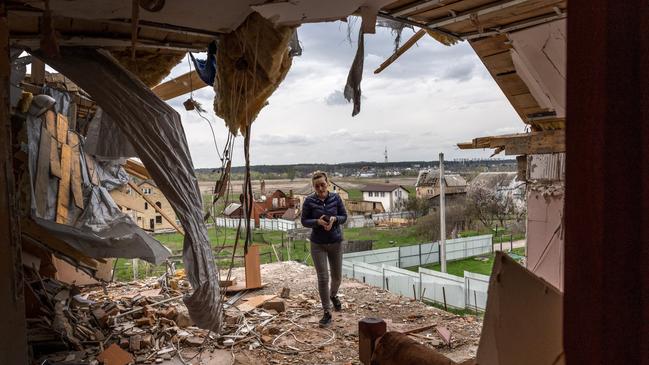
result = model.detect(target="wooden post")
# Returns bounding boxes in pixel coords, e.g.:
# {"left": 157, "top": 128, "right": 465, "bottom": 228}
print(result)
{"left": 0, "top": 3, "right": 29, "bottom": 363}
{"left": 31, "top": 57, "right": 45, "bottom": 85}
{"left": 132, "top": 259, "right": 138, "bottom": 280}
{"left": 358, "top": 318, "right": 386, "bottom": 365}
{"left": 244, "top": 245, "right": 261, "bottom": 288}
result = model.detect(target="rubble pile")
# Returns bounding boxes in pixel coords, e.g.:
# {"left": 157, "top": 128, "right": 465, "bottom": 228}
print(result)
{"left": 26, "top": 262, "right": 482, "bottom": 365}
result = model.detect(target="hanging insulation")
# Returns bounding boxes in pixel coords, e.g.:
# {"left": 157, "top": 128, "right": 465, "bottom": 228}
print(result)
{"left": 214, "top": 12, "right": 295, "bottom": 135}
{"left": 111, "top": 50, "right": 185, "bottom": 87}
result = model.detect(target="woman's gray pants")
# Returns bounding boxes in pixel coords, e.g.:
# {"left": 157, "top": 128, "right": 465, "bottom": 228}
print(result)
{"left": 310, "top": 242, "right": 342, "bottom": 312}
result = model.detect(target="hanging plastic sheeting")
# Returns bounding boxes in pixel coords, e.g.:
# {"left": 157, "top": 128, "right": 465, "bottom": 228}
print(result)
{"left": 85, "top": 108, "right": 138, "bottom": 159}
{"left": 42, "top": 85, "right": 72, "bottom": 122}
{"left": 24, "top": 112, "right": 170, "bottom": 264}
{"left": 214, "top": 12, "right": 295, "bottom": 136}
{"left": 33, "top": 47, "right": 222, "bottom": 332}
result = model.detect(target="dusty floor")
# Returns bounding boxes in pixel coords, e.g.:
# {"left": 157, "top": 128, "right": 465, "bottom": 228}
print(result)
{"left": 214, "top": 262, "right": 481, "bottom": 364}
{"left": 32, "top": 261, "right": 480, "bottom": 365}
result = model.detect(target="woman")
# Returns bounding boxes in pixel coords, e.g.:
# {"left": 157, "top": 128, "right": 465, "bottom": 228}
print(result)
{"left": 300, "top": 171, "right": 348, "bottom": 327}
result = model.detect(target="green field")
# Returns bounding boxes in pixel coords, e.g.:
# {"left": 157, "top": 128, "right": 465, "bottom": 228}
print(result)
{"left": 411, "top": 247, "right": 526, "bottom": 277}
{"left": 113, "top": 223, "right": 524, "bottom": 282}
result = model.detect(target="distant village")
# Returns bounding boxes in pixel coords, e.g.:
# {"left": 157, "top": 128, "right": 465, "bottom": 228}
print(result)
{"left": 119, "top": 159, "right": 524, "bottom": 233}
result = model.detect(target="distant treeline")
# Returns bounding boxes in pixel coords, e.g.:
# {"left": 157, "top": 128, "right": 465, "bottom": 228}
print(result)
{"left": 195, "top": 159, "right": 518, "bottom": 181}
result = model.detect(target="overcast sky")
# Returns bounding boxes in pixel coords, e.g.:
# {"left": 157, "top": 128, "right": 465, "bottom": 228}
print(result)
{"left": 165, "top": 21, "right": 525, "bottom": 168}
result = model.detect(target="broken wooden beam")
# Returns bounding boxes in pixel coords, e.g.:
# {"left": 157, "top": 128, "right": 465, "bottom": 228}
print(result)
{"left": 457, "top": 129, "right": 565, "bottom": 155}
{"left": 151, "top": 70, "right": 207, "bottom": 101}
{"left": 124, "top": 159, "right": 150, "bottom": 180}
{"left": 374, "top": 29, "right": 426, "bottom": 74}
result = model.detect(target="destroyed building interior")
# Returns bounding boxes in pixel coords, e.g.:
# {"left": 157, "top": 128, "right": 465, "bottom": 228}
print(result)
{"left": 1, "top": 0, "right": 647, "bottom": 364}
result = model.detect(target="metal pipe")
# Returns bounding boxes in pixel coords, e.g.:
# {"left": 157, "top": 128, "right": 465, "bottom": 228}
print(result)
{"left": 439, "top": 153, "right": 447, "bottom": 273}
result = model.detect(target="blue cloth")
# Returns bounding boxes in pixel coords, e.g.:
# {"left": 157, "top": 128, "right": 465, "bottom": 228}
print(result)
{"left": 301, "top": 192, "right": 348, "bottom": 244}
{"left": 190, "top": 44, "right": 216, "bottom": 86}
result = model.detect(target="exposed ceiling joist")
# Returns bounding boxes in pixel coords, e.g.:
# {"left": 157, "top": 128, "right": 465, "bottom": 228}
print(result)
{"left": 377, "top": 12, "right": 461, "bottom": 41}
{"left": 457, "top": 129, "right": 565, "bottom": 155}
{"left": 426, "top": 0, "right": 531, "bottom": 29}
{"left": 462, "top": 11, "right": 566, "bottom": 39}
{"left": 389, "top": 0, "right": 445, "bottom": 17}
{"left": 11, "top": 35, "right": 204, "bottom": 52}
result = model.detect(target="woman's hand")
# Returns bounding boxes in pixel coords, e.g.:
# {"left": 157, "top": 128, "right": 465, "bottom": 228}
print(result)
{"left": 324, "top": 216, "right": 336, "bottom": 231}
{"left": 317, "top": 215, "right": 328, "bottom": 227}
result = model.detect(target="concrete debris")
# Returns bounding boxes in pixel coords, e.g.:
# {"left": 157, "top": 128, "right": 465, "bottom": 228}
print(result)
{"left": 27, "top": 261, "right": 480, "bottom": 364}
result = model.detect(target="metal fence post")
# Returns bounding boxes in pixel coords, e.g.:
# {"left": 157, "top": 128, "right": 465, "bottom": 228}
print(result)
{"left": 382, "top": 268, "right": 386, "bottom": 290}
{"left": 418, "top": 243, "right": 422, "bottom": 266}
{"left": 398, "top": 247, "right": 402, "bottom": 268}
{"left": 419, "top": 272, "right": 423, "bottom": 302}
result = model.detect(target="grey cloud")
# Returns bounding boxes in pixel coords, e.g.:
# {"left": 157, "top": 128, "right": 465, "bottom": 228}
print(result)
{"left": 252, "top": 134, "right": 314, "bottom": 146}
{"left": 441, "top": 59, "right": 476, "bottom": 82}
{"left": 324, "top": 90, "right": 348, "bottom": 105}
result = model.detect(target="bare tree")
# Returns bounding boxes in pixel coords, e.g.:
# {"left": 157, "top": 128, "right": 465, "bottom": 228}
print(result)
{"left": 404, "top": 197, "right": 432, "bottom": 219}
{"left": 466, "top": 186, "right": 498, "bottom": 229}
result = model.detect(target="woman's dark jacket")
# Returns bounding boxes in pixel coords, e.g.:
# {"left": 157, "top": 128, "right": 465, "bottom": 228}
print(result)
{"left": 300, "top": 192, "right": 348, "bottom": 244}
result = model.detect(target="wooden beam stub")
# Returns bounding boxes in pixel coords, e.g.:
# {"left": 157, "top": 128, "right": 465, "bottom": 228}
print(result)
{"left": 457, "top": 130, "right": 565, "bottom": 155}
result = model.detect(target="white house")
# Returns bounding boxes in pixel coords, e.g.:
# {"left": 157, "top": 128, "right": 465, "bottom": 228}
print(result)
{"left": 360, "top": 184, "right": 409, "bottom": 212}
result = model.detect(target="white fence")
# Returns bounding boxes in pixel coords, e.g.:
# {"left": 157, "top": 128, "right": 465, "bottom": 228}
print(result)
{"left": 258, "top": 218, "right": 298, "bottom": 231}
{"left": 342, "top": 261, "right": 491, "bottom": 311}
{"left": 345, "top": 215, "right": 375, "bottom": 228}
{"left": 340, "top": 234, "right": 493, "bottom": 311}
{"left": 214, "top": 217, "right": 256, "bottom": 229}
{"left": 372, "top": 211, "right": 414, "bottom": 220}
{"left": 343, "top": 235, "right": 493, "bottom": 269}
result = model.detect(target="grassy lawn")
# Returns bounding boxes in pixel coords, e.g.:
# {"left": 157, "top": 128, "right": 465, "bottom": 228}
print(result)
{"left": 114, "top": 225, "right": 428, "bottom": 281}
{"left": 346, "top": 188, "right": 362, "bottom": 200}
{"left": 459, "top": 228, "right": 525, "bottom": 244}
{"left": 411, "top": 247, "right": 526, "bottom": 277}
{"left": 113, "top": 222, "right": 524, "bottom": 281}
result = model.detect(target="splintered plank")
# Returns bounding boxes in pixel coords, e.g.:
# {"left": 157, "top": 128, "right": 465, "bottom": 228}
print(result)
{"left": 35, "top": 125, "right": 52, "bottom": 217}
{"left": 56, "top": 144, "right": 72, "bottom": 224}
{"left": 68, "top": 132, "right": 84, "bottom": 209}
{"left": 236, "top": 295, "right": 277, "bottom": 313}
{"left": 56, "top": 113, "right": 68, "bottom": 144}
{"left": 44, "top": 111, "right": 62, "bottom": 177}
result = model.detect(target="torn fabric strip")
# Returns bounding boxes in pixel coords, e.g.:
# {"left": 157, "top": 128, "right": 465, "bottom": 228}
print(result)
{"left": 34, "top": 48, "right": 222, "bottom": 332}
{"left": 344, "top": 28, "right": 364, "bottom": 116}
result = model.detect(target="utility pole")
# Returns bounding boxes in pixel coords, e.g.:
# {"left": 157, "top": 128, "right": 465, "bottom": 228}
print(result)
{"left": 384, "top": 146, "right": 389, "bottom": 183}
{"left": 439, "top": 153, "right": 447, "bottom": 273}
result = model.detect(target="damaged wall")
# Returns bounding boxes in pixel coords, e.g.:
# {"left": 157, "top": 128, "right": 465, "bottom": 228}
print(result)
{"left": 509, "top": 19, "right": 566, "bottom": 118}
{"left": 525, "top": 153, "right": 565, "bottom": 291}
